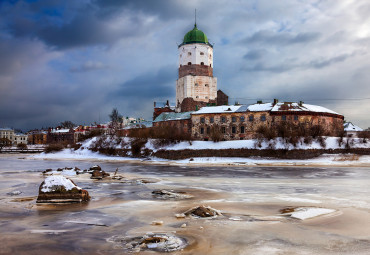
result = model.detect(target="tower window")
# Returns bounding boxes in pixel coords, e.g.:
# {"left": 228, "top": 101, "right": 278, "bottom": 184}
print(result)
{"left": 187, "top": 62, "right": 191, "bottom": 65}
{"left": 188, "top": 52, "right": 191, "bottom": 56}
{"left": 210, "top": 64, "right": 212, "bottom": 67}
{"left": 260, "top": 115, "right": 266, "bottom": 121}
{"left": 205, "top": 84, "right": 208, "bottom": 87}
{"left": 200, "top": 52, "right": 204, "bottom": 55}
{"left": 201, "top": 62, "right": 204, "bottom": 65}
{"left": 221, "top": 116, "right": 226, "bottom": 123}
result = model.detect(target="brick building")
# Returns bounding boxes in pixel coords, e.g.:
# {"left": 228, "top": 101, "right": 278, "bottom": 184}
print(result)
{"left": 191, "top": 101, "right": 344, "bottom": 141}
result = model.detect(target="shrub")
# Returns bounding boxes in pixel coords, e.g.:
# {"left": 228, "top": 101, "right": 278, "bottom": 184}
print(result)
{"left": 130, "top": 138, "right": 148, "bottom": 157}
{"left": 78, "top": 129, "right": 104, "bottom": 142}
{"left": 209, "top": 126, "right": 223, "bottom": 142}
{"left": 357, "top": 131, "right": 370, "bottom": 143}
{"left": 17, "top": 143, "right": 27, "bottom": 150}
{"left": 44, "top": 143, "right": 65, "bottom": 153}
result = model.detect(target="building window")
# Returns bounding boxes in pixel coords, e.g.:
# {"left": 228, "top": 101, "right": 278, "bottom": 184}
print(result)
{"left": 260, "top": 115, "right": 266, "bottom": 121}
{"left": 201, "top": 62, "right": 204, "bottom": 65}
{"left": 240, "top": 116, "right": 245, "bottom": 122}
{"left": 207, "top": 127, "right": 210, "bottom": 134}
{"left": 200, "top": 52, "right": 204, "bottom": 55}
{"left": 200, "top": 127, "right": 204, "bottom": 134}
{"left": 294, "top": 115, "right": 298, "bottom": 121}
{"left": 187, "top": 62, "right": 191, "bottom": 65}
{"left": 221, "top": 116, "right": 226, "bottom": 123}
{"left": 210, "top": 64, "right": 212, "bottom": 67}
{"left": 282, "top": 115, "right": 286, "bottom": 121}
{"left": 188, "top": 52, "right": 191, "bottom": 56}
{"left": 210, "top": 54, "right": 212, "bottom": 58}
{"left": 205, "top": 96, "right": 208, "bottom": 99}
{"left": 232, "top": 117, "right": 237, "bottom": 122}
{"left": 221, "top": 127, "right": 226, "bottom": 133}
{"left": 200, "top": 117, "right": 205, "bottom": 123}
{"left": 180, "top": 54, "right": 182, "bottom": 58}
{"left": 195, "top": 83, "right": 198, "bottom": 86}
{"left": 205, "top": 84, "right": 208, "bottom": 87}
{"left": 210, "top": 117, "right": 214, "bottom": 123}
{"left": 249, "top": 115, "right": 254, "bottom": 121}
{"left": 196, "top": 96, "right": 199, "bottom": 98}
{"left": 232, "top": 126, "right": 236, "bottom": 134}
{"left": 241, "top": 126, "right": 245, "bottom": 133}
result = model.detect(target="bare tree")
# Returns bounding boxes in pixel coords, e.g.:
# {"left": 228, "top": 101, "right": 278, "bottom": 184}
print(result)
{"left": 0, "top": 138, "right": 11, "bottom": 152}
{"left": 60, "top": 121, "right": 76, "bottom": 129}
{"left": 109, "top": 108, "right": 123, "bottom": 135}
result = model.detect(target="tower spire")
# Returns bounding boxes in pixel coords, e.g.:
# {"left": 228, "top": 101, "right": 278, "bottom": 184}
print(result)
{"left": 194, "top": 9, "right": 197, "bottom": 28}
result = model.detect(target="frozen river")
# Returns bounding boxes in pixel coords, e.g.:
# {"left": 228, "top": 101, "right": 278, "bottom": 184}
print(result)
{"left": 0, "top": 154, "right": 369, "bottom": 254}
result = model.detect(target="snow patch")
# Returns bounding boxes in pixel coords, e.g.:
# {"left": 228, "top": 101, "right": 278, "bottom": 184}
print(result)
{"left": 41, "top": 175, "right": 81, "bottom": 193}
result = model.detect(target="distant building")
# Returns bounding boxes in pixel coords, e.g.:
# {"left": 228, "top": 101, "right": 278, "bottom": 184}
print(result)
{"left": 0, "top": 128, "right": 14, "bottom": 143}
{"left": 14, "top": 133, "right": 28, "bottom": 145}
{"left": 344, "top": 122, "right": 363, "bottom": 137}
{"left": 47, "top": 128, "right": 75, "bottom": 144}
{"left": 27, "top": 130, "right": 48, "bottom": 145}
{"left": 0, "top": 128, "right": 28, "bottom": 145}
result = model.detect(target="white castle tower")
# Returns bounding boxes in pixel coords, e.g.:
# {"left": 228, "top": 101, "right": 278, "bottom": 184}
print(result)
{"left": 176, "top": 23, "right": 218, "bottom": 112}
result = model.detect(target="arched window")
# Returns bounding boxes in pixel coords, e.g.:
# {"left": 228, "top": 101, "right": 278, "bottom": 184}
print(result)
{"left": 187, "top": 62, "right": 191, "bottom": 65}
{"left": 200, "top": 52, "right": 204, "bottom": 55}
{"left": 201, "top": 62, "right": 204, "bottom": 65}
{"left": 188, "top": 52, "right": 191, "bottom": 56}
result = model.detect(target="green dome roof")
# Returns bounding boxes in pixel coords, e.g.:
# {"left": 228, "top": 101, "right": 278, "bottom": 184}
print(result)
{"left": 181, "top": 24, "right": 212, "bottom": 47}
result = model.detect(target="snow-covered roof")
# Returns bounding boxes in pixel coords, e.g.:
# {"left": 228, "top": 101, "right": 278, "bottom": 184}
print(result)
{"left": 344, "top": 122, "right": 363, "bottom": 132}
{"left": 51, "top": 129, "right": 71, "bottom": 133}
{"left": 247, "top": 103, "right": 273, "bottom": 112}
{"left": 192, "top": 105, "right": 243, "bottom": 114}
{"left": 123, "top": 121, "right": 153, "bottom": 129}
{"left": 154, "top": 111, "right": 193, "bottom": 122}
{"left": 270, "top": 102, "right": 341, "bottom": 115}
{"left": 0, "top": 128, "right": 13, "bottom": 131}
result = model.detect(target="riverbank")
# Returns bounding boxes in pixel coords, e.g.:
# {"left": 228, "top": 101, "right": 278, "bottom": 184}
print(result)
{"left": 27, "top": 149, "right": 370, "bottom": 167}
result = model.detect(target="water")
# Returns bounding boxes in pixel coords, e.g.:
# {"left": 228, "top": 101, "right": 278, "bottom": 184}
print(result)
{"left": 0, "top": 154, "right": 369, "bottom": 254}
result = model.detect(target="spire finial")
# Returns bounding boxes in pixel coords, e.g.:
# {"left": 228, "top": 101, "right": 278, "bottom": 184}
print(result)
{"left": 194, "top": 9, "right": 197, "bottom": 28}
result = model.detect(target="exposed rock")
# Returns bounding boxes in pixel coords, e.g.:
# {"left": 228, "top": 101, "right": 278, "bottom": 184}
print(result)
{"left": 7, "top": 190, "right": 22, "bottom": 196}
{"left": 91, "top": 169, "right": 110, "bottom": 179}
{"left": 108, "top": 233, "right": 187, "bottom": 252}
{"left": 43, "top": 167, "right": 86, "bottom": 175}
{"left": 175, "top": 213, "right": 186, "bottom": 219}
{"left": 183, "top": 205, "right": 221, "bottom": 218}
{"left": 36, "top": 175, "right": 90, "bottom": 203}
{"left": 181, "top": 223, "right": 187, "bottom": 228}
{"left": 152, "top": 189, "right": 193, "bottom": 200}
{"left": 151, "top": 221, "right": 163, "bottom": 226}
{"left": 89, "top": 165, "right": 102, "bottom": 171}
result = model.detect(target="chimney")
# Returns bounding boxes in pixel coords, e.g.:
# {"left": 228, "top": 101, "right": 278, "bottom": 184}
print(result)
{"left": 166, "top": 100, "right": 169, "bottom": 107}
{"left": 273, "top": 99, "right": 278, "bottom": 105}
{"left": 299, "top": 101, "right": 304, "bottom": 106}
{"left": 257, "top": 100, "right": 262, "bottom": 104}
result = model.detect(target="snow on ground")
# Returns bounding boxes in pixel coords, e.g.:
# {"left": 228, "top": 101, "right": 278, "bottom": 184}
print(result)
{"left": 32, "top": 136, "right": 370, "bottom": 166}
{"left": 41, "top": 175, "right": 80, "bottom": 192}
{"left": 159, "top": 137, "right": 370, "bottom": 151}
{"left": 288, "top": 207, "right": 336, "bottom": 220}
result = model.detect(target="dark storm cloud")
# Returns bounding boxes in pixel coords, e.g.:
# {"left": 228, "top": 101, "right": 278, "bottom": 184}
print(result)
{"left": 111, "top": 66, "right": 176, "bottom": 99}
{"left": 93, "top": 0, "right": 190, "bottom": 20}
{"left": 242, "top": 30, "right": 321, "bottom": 46}
{"left": 243, "top": 49, "right": 266, "bottom": 60}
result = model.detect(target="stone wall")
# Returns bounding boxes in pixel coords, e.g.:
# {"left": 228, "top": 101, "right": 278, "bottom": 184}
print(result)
{"left": 191, "top": 111, "right": 344, "bottom": 141}
{"left": 178, "top": 65, "right": 213, "bottom": 78}
{"left": 179, "top": 97, "right": 217, "bottom": 112}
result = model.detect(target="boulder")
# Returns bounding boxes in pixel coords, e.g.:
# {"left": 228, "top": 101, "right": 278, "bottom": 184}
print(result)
{"left": 36, "top": 175, "right": 90, "bottom": 203}
{"left": 89, "top": 165, "right": 102, "bottom": 171}
{"left": 91, "top": 169, "right": 110, "bottom": 179}
{"left": 183, "top": 205, "right": 221, "bottom": 218}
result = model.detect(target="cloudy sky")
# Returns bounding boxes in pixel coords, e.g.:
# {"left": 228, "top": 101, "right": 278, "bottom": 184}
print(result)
{"left": 1, "top": 0, "right": 370, "bottom": 131}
